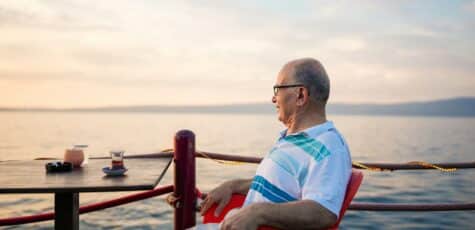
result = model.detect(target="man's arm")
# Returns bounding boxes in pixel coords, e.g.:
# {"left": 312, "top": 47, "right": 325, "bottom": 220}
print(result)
{"left": 221, "top": 200, "right": 337, "bottom": 230}
{"left": 200, "top": 178, "right": 252, "bottom": 216}
{"left": 228, "top": 178, "right": 253, "bottom": 195}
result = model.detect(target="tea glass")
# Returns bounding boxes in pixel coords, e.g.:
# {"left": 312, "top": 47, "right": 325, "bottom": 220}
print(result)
{"left": 110, "top": 150, "right": 125, "bottom": 169}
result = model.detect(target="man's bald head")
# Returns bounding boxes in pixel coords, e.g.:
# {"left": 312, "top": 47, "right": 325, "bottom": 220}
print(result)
{"left": 281, "top": 58, "right": 330, "bottom": 105}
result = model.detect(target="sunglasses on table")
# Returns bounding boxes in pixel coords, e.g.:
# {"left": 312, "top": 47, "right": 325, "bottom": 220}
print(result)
{"left": 273, "top": 84, "right": 305, "bottom": 96}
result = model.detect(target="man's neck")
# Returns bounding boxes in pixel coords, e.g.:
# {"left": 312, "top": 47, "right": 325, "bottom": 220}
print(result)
{"left": 286, "top": 110, "right": 327, "bottom": 135}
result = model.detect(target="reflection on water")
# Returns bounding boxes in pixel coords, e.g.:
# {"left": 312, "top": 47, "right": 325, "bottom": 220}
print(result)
{"left": 0, "top": 112, "right": 474, "bottom": 229}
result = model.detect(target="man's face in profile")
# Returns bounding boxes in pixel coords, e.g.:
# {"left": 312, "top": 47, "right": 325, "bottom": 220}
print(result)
{"left": 272, "top": 68, "right": 298, "bottom": 126}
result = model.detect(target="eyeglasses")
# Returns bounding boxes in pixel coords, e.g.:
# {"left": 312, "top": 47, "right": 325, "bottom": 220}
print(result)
{"left": 273, "top": 84, "right": 305, "bottom": 96}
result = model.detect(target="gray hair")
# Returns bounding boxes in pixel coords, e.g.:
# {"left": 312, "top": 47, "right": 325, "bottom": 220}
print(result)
{"left": 290, "top": 58, "right": 330, "bottom": 104}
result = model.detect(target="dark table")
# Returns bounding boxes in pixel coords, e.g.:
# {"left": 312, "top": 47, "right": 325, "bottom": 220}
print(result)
{"left": 0, "top": 157, "right": 172, "bottom": 230}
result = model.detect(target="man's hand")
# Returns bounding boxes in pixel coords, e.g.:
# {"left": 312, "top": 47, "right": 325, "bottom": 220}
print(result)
{"left": 219, "top": 204, "right": 263, "bottom": 230}
{"left": 200, "top": 180, "right": 235, "bottom": 216}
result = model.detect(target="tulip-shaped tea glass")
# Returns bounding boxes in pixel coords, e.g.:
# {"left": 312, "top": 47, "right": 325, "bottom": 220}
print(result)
{"left": 110, "top": 150, "right": 125, "bottom": 169}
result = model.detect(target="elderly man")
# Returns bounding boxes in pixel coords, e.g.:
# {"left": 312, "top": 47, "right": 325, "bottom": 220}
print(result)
{"left": 200, "top": 58, "right": 352, "bottom": 229}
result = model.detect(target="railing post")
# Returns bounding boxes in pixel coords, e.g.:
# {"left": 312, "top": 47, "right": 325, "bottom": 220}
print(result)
{"left": 174, "top": 130, "right": 196, "bottom": 230}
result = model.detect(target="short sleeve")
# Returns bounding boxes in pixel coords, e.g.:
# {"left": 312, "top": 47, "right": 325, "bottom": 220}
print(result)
{"left": 301, "top": 149, "right": 351, "bottom": 217}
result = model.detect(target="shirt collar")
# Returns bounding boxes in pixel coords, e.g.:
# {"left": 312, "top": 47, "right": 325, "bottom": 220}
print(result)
{"left": 279, "top": 121, "right": 335, "bottom": 139}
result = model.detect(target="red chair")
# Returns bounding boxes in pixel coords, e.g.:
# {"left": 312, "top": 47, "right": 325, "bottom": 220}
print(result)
{"left": 328, "top": 170, "right": 363, "bottom": 229}
{"left": 203, "top": 170, "right": 363, "bottom": 230}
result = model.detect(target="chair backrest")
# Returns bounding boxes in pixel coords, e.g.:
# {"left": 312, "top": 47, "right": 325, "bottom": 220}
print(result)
{"left": 328, "top": 169, "right": 364, "bottom": 229}
{"left": 203, "top": 170, "right": 364, "bottom": 230}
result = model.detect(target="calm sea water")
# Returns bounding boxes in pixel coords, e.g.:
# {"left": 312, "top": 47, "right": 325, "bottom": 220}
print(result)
{"left": 0, "top": 112, "right": 474, "bottom": 229}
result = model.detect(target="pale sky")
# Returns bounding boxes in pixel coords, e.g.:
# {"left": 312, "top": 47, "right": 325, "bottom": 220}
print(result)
{"left": 0, "top": 0, "right": 474, "bottom": 108}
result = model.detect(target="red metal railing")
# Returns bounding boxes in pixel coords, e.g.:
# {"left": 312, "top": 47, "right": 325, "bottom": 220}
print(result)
{"left": 173, "top": 130, "right": 196, "bottom": 229}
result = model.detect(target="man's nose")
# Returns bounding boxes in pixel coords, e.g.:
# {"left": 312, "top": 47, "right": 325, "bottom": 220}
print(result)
{"left": 272, "top": 96, "right": 277, "bottom": 104}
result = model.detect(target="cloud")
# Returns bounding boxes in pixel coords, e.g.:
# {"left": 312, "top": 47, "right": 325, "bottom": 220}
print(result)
{"left": 0, "top": 6, "right": 37, "bottom": 26}
{"left": 0, "top": 1, "right": 118, "bottom": 31}
{"left": 466, "top": 1, "right": 475, "bottom": 12}
{"left": 324, "top": 37, "right": 366, "bottom": 52}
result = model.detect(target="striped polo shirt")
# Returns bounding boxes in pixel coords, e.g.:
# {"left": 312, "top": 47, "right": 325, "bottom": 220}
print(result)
{"left": 243, "top": 121, "right": 352, "bottom": 217}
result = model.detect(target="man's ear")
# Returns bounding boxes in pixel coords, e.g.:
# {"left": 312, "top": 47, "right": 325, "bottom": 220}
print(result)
{"left": 296, "top": 87, "right": 307, "bottom": 105}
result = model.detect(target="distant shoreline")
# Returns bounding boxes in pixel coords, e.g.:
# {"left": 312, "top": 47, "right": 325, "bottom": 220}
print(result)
{"left": 1, "top": 97, "right": 474, "bottom": 117}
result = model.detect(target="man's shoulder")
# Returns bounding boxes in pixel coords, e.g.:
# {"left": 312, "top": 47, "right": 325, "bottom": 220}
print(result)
{"left": 314, "top": 129, "right": 349, "bottom": 155}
